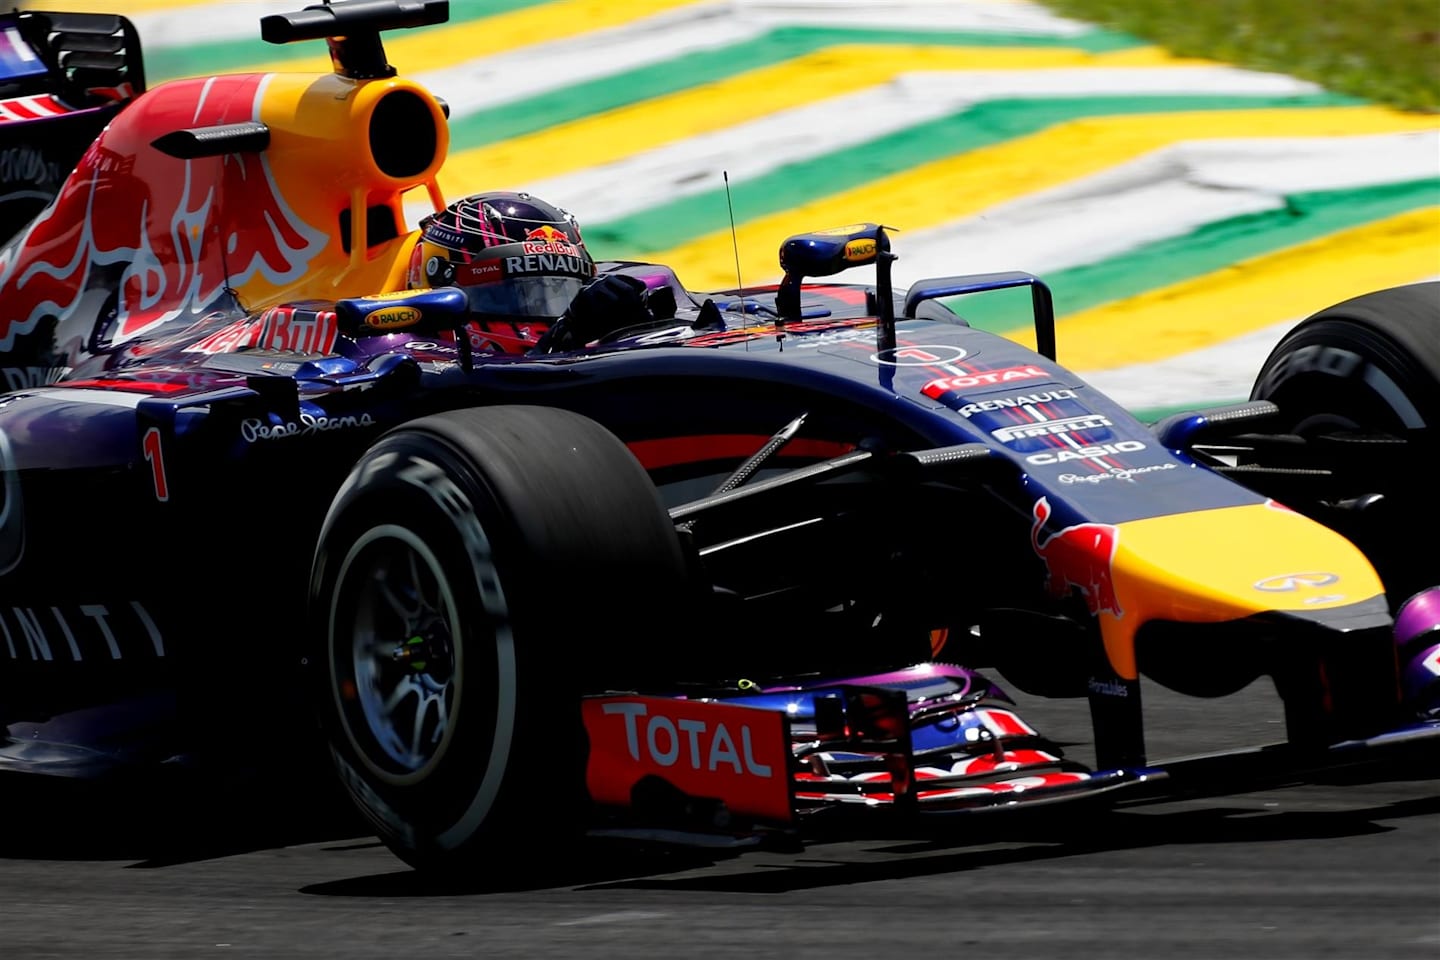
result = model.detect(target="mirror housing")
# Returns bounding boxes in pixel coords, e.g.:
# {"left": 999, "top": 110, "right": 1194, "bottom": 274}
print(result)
{"left": 334, "top": 286, "right": 469, "bottom": 336}
{"left": 777, "top": 223, "right": 896, "bottom": 349}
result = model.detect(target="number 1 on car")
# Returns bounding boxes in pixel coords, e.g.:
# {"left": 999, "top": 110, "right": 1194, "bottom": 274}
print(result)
{"left": 142, "top": 427, "right": 169, "bottom": 502}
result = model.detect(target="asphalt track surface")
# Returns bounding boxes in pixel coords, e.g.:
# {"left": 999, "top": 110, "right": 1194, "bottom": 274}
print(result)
{"left": 1, "top": 681, "right": 1436, "bottom": 960}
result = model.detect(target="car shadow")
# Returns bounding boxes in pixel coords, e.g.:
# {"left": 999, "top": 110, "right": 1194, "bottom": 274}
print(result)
{"left": 5, "top": 766, "right": 1434, "bottom": 897}
{"left": 296, "top": 770, "right": 1440, "bottom": 897}
{"left": 0, "top": 765, "right": 369, "bottom": 865}
{"left": 298, "top": 842, "right": 735, "bottom": 897}
{"left": 567, "top": 789, "right": 1440, "bottom": 895}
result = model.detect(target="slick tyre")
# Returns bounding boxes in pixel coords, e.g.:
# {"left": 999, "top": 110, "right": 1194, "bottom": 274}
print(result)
{"left": 1252, "top": 282, "right": 1440, "bottom": 437}
{"left": 308, "top": 406, "right": 688, "bottom": 872}
{"left": 1250, "top": 281, "right": 1440, "bottom": 599}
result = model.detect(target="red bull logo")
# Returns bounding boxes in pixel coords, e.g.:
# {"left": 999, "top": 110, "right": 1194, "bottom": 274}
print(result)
{"left": 0, "top": 74, "right": 327, "bottom": 352}
{"left": 1030, "top": 497, "right": 1123, "bottom": 617}
{"left": 525, "top": 224, "right": 569, "bottom": 243}
{"left": 183, "top": 304, "right": 337, "bottom": 356}
{"left": 522, "top": 225, "right": 579, "bottom": 257}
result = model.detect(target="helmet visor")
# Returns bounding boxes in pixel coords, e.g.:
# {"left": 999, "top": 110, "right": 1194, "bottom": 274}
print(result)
{"left": 461, "top": 274, "right": 587, "bottom": 318}
{"left": 447, "top": 243, "right": 594, "bottom": 319}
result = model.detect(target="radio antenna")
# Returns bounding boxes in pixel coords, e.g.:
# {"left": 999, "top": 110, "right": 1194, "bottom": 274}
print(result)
{"left": 723, "top": 171, "right": 749, "bottom": 337}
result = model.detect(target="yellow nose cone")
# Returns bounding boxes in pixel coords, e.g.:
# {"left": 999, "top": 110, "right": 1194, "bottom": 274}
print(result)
{"left": 1099, "top": 501, "right": 1385, "bottom": 678}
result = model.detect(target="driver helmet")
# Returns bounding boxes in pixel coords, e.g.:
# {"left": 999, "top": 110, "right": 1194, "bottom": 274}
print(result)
{"left": 408, "top": 191, "right": 595, "bottom": 318}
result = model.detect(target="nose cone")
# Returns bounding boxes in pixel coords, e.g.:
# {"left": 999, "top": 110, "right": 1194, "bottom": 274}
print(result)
{"left": 1099, "top": 500, "right": 1386, "bottom": 678}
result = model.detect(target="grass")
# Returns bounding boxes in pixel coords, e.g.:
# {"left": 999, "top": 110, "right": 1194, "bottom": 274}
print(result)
{"left": 1040, "top": 0, "right": 1440, "bottom": 112}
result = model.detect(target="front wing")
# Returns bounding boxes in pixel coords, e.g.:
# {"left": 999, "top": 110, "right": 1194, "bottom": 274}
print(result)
{"left": 580, "top": 663, "right": 1440, "bottom": 842}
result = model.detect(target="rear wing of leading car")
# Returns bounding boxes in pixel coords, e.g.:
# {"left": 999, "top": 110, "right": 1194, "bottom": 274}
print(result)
{"left": 0, "top": 9, "right": 144, "bottom": 244}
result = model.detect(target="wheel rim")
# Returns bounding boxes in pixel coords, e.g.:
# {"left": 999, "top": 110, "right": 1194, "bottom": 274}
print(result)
{"left": 330, "top": 524, "right": 466, "bottom": 785}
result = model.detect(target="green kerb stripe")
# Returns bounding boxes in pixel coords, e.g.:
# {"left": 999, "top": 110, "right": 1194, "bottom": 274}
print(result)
{"left": 582, "top": 93, "right": 1365, "bottom": 255}
{"left": 144, "top": 0, "right": 557, "bottom": 81}
{"left": 443, "top": 26, "right": 1143, "bottom": 148}
{"left": 151, "top": 20, "right": 1140, "bottom": 91}
{"left": 1129, "top": 400, "right": 1240, "bottom": 422}
{"left": 948, "top": 177, "right": 1440, "bottom": 333}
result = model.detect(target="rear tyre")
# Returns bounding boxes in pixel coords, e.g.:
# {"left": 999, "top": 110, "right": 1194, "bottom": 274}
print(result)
{"left": 1250, "top": 281, "right": 1440, "bottom": 601}
{"left": 308, "top": 406, "right": 688, "bottom": 872}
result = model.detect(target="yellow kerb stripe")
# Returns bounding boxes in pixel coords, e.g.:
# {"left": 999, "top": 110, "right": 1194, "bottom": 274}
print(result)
{"left": 641, "top": 105, "right": 1440, "bottom": 292}
{"left": 439, "top": 45, "right": 1201, "bottom": 197}
{"left": 19, "top": 0, "right": 213, "bottom": 11}
{"left": 1034, "top": 206, "right": 1440, "bottom": 370}
{"left": 230, "top": 0, "right": 704, "bottom": 76}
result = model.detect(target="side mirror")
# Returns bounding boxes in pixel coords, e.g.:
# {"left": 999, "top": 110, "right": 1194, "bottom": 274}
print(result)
{"left": 334, "top": 286, "right": 469, "bottom": 336}
{"left": 776, "top": 223, "right": 890, "bottom": 323}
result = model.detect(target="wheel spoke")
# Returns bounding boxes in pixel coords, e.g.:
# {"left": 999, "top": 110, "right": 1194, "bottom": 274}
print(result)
{"left": 383, "top": 675, "right": 421, "bottom": 714}
{"left": 414, "top": 550, "right": 442, "bottom": 616}
{"left": 430, "top": 692, "right": 450, "bottom": 745}
{"left": 379, "top": 573, "right": 420, "bottom": 625}
{"left": 408, "top": 696, "right": 431, "bottom": 761}
{"left": 339, "top": 527, "right": 464, "bottom": 776}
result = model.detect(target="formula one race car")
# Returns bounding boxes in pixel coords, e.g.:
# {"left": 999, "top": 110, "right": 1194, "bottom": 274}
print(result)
{"left": 0, "top": 1, "right": 1436, "bottom": 872}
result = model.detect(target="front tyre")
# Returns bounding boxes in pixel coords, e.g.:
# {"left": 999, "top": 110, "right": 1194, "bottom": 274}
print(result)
{"left": 308, "top": 406, "right": 688, "bottom": 871}
{"left": 1251, "top": 281, "right": 1440, "bottom": 600}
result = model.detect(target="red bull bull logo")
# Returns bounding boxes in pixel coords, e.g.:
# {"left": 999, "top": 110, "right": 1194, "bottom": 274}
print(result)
{"left": 525, "top": 225, "right": 569, "bottom": 243}
{"left": 522, "top": 224, "right": 579, "bottom": 257}
{"left": 0, "top": 74, "right": 327, "bottom": 352}
{"left": 1030, "top": 497, "right": 1123, "bottom": 617}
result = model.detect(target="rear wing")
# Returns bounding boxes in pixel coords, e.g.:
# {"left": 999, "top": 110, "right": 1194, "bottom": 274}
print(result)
{"left": 0, "top": 9, "right": 145, "bottom": 243}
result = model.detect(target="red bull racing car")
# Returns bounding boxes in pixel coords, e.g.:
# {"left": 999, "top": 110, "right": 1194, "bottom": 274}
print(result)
{"left": 0, "top": 1, "right": 1436, "bottom": 872}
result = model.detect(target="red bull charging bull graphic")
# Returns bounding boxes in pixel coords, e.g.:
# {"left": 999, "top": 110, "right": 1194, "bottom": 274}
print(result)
{"left": 1030, "top": 496, "right": 1123, "bottom": 617}
{"left": 0, "top": 74, "right": 328, "bottom": 357}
